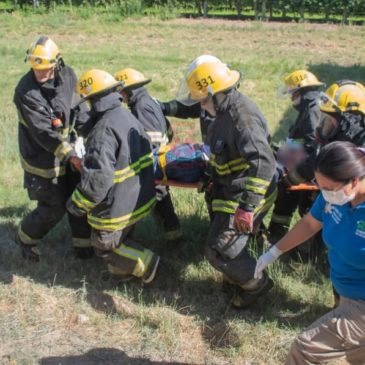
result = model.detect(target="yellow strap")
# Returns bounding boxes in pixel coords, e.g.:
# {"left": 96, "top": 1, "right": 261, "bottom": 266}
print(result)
{"left": 158, "top": 144, "right": 171, "bottom": 183}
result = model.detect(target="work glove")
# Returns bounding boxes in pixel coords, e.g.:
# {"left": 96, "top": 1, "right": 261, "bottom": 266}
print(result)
{"left": 74, "top": 136, "right": 86, "bottom": 158}
{"left": 69, "top": 156, "right": 83, "bottom": 173}
{"left": 197, "top": 172, "right": 212, "bottom": 193}
{"left": 282, "top": 169, "right": 304, "bottom": 187}
{"left": 254, "top": 245, "right": 283, "bottom": 279}
{"left": 233, "top": 208, "right": 254, "bottom": 234}
{"left": 281, "top": 174, "right": 293, "bottom": 188}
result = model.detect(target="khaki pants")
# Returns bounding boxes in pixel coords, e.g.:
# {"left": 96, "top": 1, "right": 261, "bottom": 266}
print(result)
{"left": 285, "top": 296, "right": 365, "bottom": 365}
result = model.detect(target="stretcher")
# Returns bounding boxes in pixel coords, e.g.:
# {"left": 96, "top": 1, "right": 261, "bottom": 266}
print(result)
{"left": 153, "top": 143, "right": 318, "bottom": 191}
{"left": 155, "top": 179, "right": 318, "bottom": 191}
{"left": 155, "top": 179, "right": 200, "bottom": 188}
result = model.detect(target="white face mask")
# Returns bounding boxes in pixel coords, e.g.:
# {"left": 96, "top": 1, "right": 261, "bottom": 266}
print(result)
{"left": 321, "top": 188, "right": 355, "bottom": 206}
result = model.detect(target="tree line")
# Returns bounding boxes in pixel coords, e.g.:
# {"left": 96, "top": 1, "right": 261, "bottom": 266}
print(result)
{"left": 7, "top": 0, "right": 365, "bottom": 23}
{"left": 180, "top": 0, "right": 365, "bottom": 22}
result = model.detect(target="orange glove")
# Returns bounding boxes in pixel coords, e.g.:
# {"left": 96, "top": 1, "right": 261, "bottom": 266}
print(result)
{"left": 233, "top": 208, "right": 254, "bottom": 234}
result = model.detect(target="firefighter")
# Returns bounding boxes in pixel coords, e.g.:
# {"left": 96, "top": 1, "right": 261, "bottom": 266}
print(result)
{"left": 317, "top": 80, "right": 365, "bottom": 146}
{"left": 268, "top": 70, "right": 323, "bottom": 248}
{"left": 13, "top": 35, "right": 92, "bottom": 262}
{"left": 184, "top": 59, "right": 277, "bottom": 308}
{"left": 161, "top": 55, "right": 224, "bottom": 144}
{"left": 160, "top": 55, "right": 225, "bottom": 220}
{"left": 66, "top": 69, "right": 159, "bottom": 283}
{"left": 114, "top": 68, "right": 182, "bottom": 243}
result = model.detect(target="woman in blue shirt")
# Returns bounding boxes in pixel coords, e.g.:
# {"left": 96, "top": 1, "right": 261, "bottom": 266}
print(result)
{"left": 255, "top": 141, "right": 365, "bottom": 364}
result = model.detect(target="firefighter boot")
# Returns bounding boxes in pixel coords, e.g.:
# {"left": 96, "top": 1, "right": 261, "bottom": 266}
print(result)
{"left": 142, "top": 254, "right": 160, "bottom": 284}
{"left": 106, "top": 264, "right": 134, "bottom": 283}
{"left": 153, "top": 194, "right": 182, "bottom": 243}
{"left": 267, "top": 222, "right": 289, "bottom": 244}
{"left": 231, "top": 273, "right": 274, "bottom": 309}
{"left": 15, "top": 233, "right": 40, "bottom": 262}
{"left": 74, "top": 247, "right": 95, "bottom": 260}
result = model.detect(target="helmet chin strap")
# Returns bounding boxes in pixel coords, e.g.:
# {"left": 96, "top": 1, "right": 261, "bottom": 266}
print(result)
{"left": 213, "top": 90, "right": 231, "bottom": 112}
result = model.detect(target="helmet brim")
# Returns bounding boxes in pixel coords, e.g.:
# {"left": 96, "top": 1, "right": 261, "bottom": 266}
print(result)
{"left": 121, "top": 79, "right": 151, "bottom": 91}
{"left": 79, "top": 80, "right": 125, "bottom": 102}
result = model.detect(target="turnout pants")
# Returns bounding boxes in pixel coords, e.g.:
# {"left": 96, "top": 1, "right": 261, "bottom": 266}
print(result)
{"left": 285, "top": 296, "right": 365, "bottom": 365}
{"left": 205, "top": 210, "right": 269, "bottom": 287}
{"left": 90, "top": 225, "right": 155, "bottom": 278}
{"left": 270, "top": 182, "right": 324, "bottom": 262}
{"left": 271, "top": 181, "right": 317, "bottom": 228}
{"left": 206, "top": 181, "right": 277, "bottom": 288}
{"left": 18, "top": 170, "right": 91, "bottom": 249}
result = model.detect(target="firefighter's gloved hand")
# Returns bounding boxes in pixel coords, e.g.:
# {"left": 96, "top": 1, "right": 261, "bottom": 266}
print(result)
{"left": 197, "top": 171, "right": 212, "bottom": 193}
{"left": 281, "top": 175, "right": 293, "bottom": 188}
{"left": 254, "top": 245, "right": 283, "bottom": 279}
{"left": 69, "top": 156, "right": 83, "bottom": 173}
{"left": 74, "top": 136, "right": 86, "bottom": 158}
{"left": 233, "top": 208, "right": 254, "bottom": 234}
{"left": 66, "top": 197, "right": 86, "bottom": 217}
{"left": 282, "top": 169, "right": 303, "bottom": 187}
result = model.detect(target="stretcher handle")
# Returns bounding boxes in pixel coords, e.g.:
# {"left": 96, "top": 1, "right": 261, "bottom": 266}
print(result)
{"left": 155, "top": 179, "right": 199, "bottom": 188}
{"left": 155, "top": 180, "right": 318, "bottom": 191}
{"left": 287, "top": 183, "right": 318, "bottom": 191}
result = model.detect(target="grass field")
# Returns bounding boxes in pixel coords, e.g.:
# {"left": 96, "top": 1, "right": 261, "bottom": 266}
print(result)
{"left": 1, "top": 12, "right": 365, "bottom": 365}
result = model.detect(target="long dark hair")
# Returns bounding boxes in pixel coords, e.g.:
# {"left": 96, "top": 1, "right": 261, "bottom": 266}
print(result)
{"left": 315, "top": 141, "right": 365, "bottom": 183}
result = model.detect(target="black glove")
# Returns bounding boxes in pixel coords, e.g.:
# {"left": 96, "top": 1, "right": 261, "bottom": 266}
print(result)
{"left": 282, "top": 169, "right": 305, "bottom": 187}
{"left": 197, "top": 171, "right": 212, "bottom": 193}
{"left": 156, "top": 100, "right": 168, "bottom": 115}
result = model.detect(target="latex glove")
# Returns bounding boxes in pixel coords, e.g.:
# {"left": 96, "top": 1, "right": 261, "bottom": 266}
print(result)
{"left": 74, "top": 136, "right": 86, "bottom": 158}
{"left": 233, "top": 208, "right": 254, "bottom": 234}
{"left": 254, "top": 245, "right": 283, "bottom": 279}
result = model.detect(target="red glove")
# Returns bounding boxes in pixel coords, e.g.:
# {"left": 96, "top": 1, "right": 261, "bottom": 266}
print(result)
{"left": 233, "top": 208, "right": 254, "bottom": 234}
{"left": 69, "top": 156, "right": 83, "bottom": 173}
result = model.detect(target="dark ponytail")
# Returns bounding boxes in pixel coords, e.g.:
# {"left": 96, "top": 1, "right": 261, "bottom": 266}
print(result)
{"left": 315, "top": 141, "right": 365, "bottom": 183}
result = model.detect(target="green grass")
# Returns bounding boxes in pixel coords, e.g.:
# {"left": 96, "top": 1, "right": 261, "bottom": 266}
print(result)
{"left": 0, "top": 12, "right": 363, "bottom": 364}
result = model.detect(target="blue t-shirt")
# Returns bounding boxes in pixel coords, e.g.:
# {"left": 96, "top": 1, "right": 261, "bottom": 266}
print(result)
{"left": 310, "top": 193, "right": 365, "bottom": 300}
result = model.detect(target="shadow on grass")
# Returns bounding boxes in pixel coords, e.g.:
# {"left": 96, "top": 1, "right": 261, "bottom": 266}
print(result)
{"left": 40, "top": 348, "right": 197, "bottom": 365}
{"left": 0, "top": 205, "right": 329, "bottom": 340}
{"left": 0, "top": 202, "right": 329, "bottom": 352}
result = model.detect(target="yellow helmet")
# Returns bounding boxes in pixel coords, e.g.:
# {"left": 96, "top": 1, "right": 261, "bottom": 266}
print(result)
{"left": 184, "top": 55, "right": 224, "bottom": 78}
{"left": 77, "top": 69, "right": 124, "bottom": 100}
{"left": 320, "top": 80, "right": 365, "bottom": 115}
{"left": 25, "top": 36, "right": 61, "bottom": 71}
{"left": 186, "top": 62, "right": 241, "bottom": 101}
{"left": 282, "top": 70, "right": 324, "bottom": 94}
{"left": 176, "top": 55, "right": 225, "bottom": 105}
{"left": 114, "top": 68, "right": 151, "bottom": 89}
